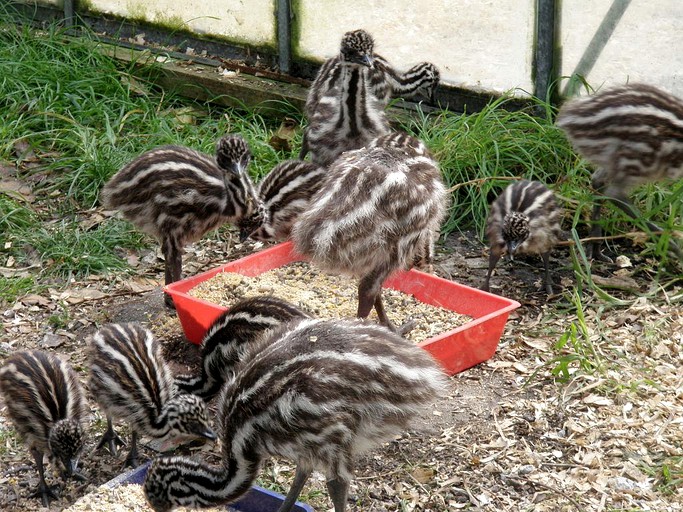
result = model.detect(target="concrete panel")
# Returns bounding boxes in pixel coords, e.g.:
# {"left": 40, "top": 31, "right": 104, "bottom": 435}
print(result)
{"left": 560, "top": 0, "right": 683, "bottom": 97}
{"left": 88, "top": 0, "right": 276, "bottom": 46}
{"left": 297, "top": 0, "right": 536, "bottom": 96}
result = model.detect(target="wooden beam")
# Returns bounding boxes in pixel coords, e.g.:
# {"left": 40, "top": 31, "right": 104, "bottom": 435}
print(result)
{"left": 102, "top": 44, "right": 308, "bottom": 113}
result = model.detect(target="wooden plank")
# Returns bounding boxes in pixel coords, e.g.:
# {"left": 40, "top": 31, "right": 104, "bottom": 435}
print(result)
{"left": 102, "top": 45, "right": 308, "bottom": 113}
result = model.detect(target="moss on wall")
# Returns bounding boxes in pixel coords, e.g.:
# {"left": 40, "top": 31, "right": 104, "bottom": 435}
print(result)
{"left": 75, "top": 0, "right": 93, "bottom": 12}
{"left": 70, "top": 2, "right": 276, "bottom": 54}
{"left": 290, "top": 0, "right": 303, "bottom": 60}
{"left": 125, "top": 1, "right": 146, "bottom": 22}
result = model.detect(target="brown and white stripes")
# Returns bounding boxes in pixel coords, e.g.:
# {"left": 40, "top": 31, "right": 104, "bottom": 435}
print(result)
{"left": 174, "top": 296, "right": 310, "bottom": 401}
{"left": 101, "top": 135, "right": 258, "bottom": 299}
{"left": 304, "top": 54, "right": 439, "bottom": 120}
{"left": 556, "top": 83, "right": 683, "bottom": 192}
{"left": 144, "top": 317, "right": 447, "bottom": 512}
{"left": 556, "top": 83, "right": 683, "bottom": 259}
{"left": 483, "top": 180, "right": 563, "bottom": 294}
{"left": 292, "top": 132, "right": 448, "bottom": 330}
{"left": 88, "top": 323, "right": 215, "bottom": 467}
{"left": 300, "top": 30, "right": 391, "bottom": 167}
{"left": 238, "top": 160, "right": 326, "bottom": 242}
{"left": 0, "top": 350, "right": 88, "bottom": 506}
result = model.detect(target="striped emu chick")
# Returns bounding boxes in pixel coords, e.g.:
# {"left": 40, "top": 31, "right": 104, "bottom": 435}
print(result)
{"left": 237, "top": 160, "right": 326, "bottom": 242}
{"left": 300, "top": 29, "right": 391, "bottom": 167}
{"left": 175, "top": 296, "right": 310, "bottom": 401}
{"left": 88, "top": 323, "right": 216, "bottom": 468}
{"left": 304, "top": 54, "right": 440, "bottom": 120}
{"left": 292, "top": 132, "right": 448, "bottom": 332}
{"left": 483, "top": 180, "right": 563, "bottom": 294}
{"left": 101, "top": 135, "right": 258, "bottom": 307}
{"left": 0, "top": 350, "right": 88, "bottom": 506}
{"left": 144, "top": 317, "right": 448, "bottom": 512}
{"left": 556, "top": 83, "right": 683, "bottom": 260}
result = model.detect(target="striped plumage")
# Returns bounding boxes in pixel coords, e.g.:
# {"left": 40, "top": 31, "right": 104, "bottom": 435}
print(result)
{"left": 377, "top": 60, "right": 440, "bottom": 104}
{"left": 556, "top": 83, "right": 683, "bottom": 260}
{"left": 88, "top": 323, "right": 216, "bottom": 467}
{"left": 175, "top": 296, "right": 310, "bottom": 401}
{"left": 292, "top": 132, "right": 448, "bottom": 331}
{"left": 304, "top": 55, "right": 440, "bottom": 120}
{"left": 483, "top": 180, "right": 563, "bottom": 294}
{"left": 237, "top": 160, "right": 326, "bottom": 242}
{"left": 300, "top": 29, "right": 391, "bottom": 167}
{"left": 101, "top": 135, "right": 258, "bottom": 307}
{"left": 144, "top": 317, "right": 448, "bottom": 512}
{"left": 0, "top": 350, "right": 88, "bottom": 506}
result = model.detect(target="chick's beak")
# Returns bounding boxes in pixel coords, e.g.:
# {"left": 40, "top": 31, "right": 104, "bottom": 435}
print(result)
{"left": 360, "top": 55, "right": 374, "bottom": 68}
{"left": 200, "top": 428, "right": 217, "bottom": 441}
{"left": 507, "top": 241, "right": 519, "bottom": 260}
{"left": 239, "top": 228, "right": 251, "bottom": 243}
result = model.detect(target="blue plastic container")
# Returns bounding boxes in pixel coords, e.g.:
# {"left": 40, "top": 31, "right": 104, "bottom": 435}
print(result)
{"left": 106, "top": 462, "right": 315, "bottom": 512}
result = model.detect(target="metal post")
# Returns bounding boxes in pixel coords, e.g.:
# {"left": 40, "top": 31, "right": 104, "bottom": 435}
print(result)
{"left": 64, "top": 0, "right": 75, "bottom": 28}
{"left": 563, "top": 0, "right": 632, "bottom": 97}
{"left": 534, "top": 0, "right": 557, "bottom": 107}
{"left": 277, "top": 0, "right": 292, "bottom": 74}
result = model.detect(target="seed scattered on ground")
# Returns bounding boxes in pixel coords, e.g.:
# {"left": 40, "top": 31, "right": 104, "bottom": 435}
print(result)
{"left": 189, "top": 261, "right": 471, "bottom": 343}
{"left": 63, "top": 483, "right": 233, "bottom": 512}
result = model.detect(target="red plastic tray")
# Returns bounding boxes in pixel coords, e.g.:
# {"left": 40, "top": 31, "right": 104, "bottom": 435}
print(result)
{"left": 165, "top": 242, "right": 520, "bottom": 376}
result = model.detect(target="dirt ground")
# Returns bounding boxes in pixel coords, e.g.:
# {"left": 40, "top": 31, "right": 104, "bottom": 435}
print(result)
{"left": 0, "top": 228, "right": 681, "bottom": 511}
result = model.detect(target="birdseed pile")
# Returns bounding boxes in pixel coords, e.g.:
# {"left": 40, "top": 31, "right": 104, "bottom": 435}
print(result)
{"left": 63, "top": 483, "right": 233, "bottom": 512}
{"left": 189, "top": 261, "right": 471, "bottom": 343}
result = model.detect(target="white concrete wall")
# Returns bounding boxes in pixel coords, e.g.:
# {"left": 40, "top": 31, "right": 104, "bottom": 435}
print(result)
{"left": 297, "top": 0, "right": 536, "bottom": 97}
{"left": 26, "top": 0, "right": 683, "bottom": 99}
{"left": 88, "top": 0, "right": 276, "bottom": 46}
{"left": 560, "top": 0, "right": 683, "bottom": 97}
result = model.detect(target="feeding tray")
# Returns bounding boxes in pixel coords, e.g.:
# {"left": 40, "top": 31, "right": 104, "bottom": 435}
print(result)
{"left": 106, "top": 462, "right": 315, "bottom": 512}
{"left": 165, "top": 241, "right": 520, "bottom": 376}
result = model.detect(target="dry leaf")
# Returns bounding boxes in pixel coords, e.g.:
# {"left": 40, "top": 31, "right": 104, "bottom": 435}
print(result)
{"left": 0, "top": 178, "right": 34, "bottom": 202}
{"left": 40, "top": 333, "right": 65, "bottom": 348}
{"left": 411, "top": 467, "right": 436, "bottom": 484}
{"left": 582, "top": 394, "right": 614, "bottom": 407}
{"left": 19, "top": 294, "right": 51, "bottom": 306}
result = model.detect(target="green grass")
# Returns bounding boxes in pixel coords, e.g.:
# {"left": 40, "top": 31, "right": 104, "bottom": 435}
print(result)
{"left": 401, "top": 95, "right": 582, "bottom": 238}
{"left": 0, "top": 195, "right": 35, "bottom": 232}
{"left": 0, "top": 276, "right": 39, "bottom": 306}
{"left": 0, "top": 11, "right": 300, "bottom": 305}
{"left": 22, "top": 218, "right": 149, "bottom": 278}
{"left": 640, "top": 456, "right": 683, "bottom": 496}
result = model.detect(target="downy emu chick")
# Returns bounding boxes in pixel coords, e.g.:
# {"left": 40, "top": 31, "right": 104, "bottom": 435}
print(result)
{"left": 88, "top": 323, "right": 216, "bottom": 468}
{"left": 101, "top": 135, "right": 258, "bottom": 307}
{"left": 483, "top": 180, "right": 563, "bottom": 294}
{"left": 237, "top": 160, "right": 326, "bottom": 242}
{"left": 144, "top": 317, "right": 448, "bottom": 512}
{"left": 556, "top": 83, "right": 683, "bottom": 261}
{"left": 305, "top": 57, "right": 440, "bottom": 122}
{"left": 299, "top": 29, "right": 391, "bottom": 167}
{"left": 292, "top": 132, "right": 448, "bottom": 332}
{"left": 175, "top": 295, "right": 310, "bottom": 401}
{"left": 0, "top": 350, "right": 88, "bottom": 506}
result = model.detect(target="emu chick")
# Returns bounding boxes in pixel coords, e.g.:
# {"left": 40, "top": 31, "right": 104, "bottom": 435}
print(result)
{"left": 483, "top": 180, "right": 563, "bottom": 294}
